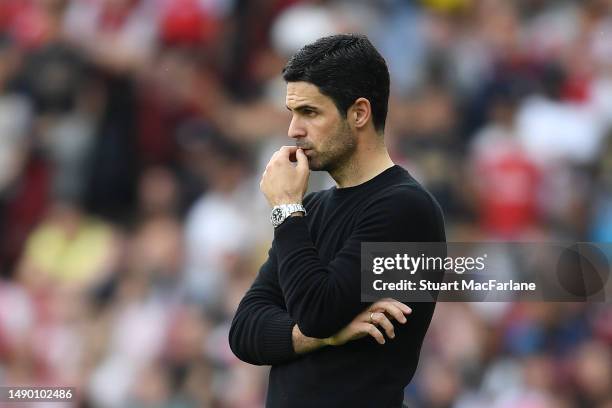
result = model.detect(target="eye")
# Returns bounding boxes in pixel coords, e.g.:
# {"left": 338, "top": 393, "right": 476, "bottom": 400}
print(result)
{"left": 304, "top": 109, "right": 317, "bottom": 117}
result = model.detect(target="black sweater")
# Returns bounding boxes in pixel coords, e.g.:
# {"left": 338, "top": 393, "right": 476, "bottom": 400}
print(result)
{"left": 229, "top": 165, "right": 446, "bottom": 408}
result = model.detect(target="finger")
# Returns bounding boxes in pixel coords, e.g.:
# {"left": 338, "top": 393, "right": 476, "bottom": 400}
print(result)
{"left": 370, "top": 312, "right": 395, "bottom": 339}
{"left": 360, "top": 322, "right": 385, "bottom": 345}
{"left": 379, "top": 303, "right": 407, "bottom": 324}
{"left": 372, "top": 301, "right": 408, "bottom": 324}
{"left": 271, "top": 151, "right": 283, "bottom": 165}
{"left": 380, "top": 298, "right": 412, "bottom": 315}
{"left": 277, "top": 145, "right": 299, "bottom": 159}
{"left": 265, "top": 156, "right": 277, "bottom": 169}
{"left": 295, "top": 148, "right": 309, "bottom": 171}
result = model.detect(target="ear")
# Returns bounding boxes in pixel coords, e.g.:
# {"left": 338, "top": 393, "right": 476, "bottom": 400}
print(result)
{"left": 348, "top": 97, "right": 372, "bottom": 130}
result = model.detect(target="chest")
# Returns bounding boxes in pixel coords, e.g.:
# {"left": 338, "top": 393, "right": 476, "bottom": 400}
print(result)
{"left": 304, "top": 196, "right": 367, "bottom": 264}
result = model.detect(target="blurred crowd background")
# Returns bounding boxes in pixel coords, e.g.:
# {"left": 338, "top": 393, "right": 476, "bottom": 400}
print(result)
{"left": 0, "top": 0, "right": 611, "bottom": 406}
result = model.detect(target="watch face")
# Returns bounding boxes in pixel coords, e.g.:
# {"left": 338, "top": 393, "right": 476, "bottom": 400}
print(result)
{"left": 271, "top": 207, "right": 285, "bottom": 226}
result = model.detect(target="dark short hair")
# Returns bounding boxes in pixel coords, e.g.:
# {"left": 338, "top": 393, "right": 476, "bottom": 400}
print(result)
{"left": 282, "top": 34, "right": 390, "bottom": 132}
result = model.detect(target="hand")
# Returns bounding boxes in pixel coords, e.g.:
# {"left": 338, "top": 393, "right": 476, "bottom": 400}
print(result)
{"left": 260, "top": 146, "right": 310, "bottom": 207}
{"left": 325, "top": 299, "right": 412, "bottom": 346}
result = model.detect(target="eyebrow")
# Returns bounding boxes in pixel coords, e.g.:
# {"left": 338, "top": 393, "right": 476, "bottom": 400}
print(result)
{"left": 286, "top": 104, "right": 318, "bottom": 112}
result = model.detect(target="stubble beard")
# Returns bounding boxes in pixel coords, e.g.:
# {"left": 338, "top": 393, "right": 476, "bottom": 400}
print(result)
{"left": 308, "top": 119, "right": 357, "bottom": 173}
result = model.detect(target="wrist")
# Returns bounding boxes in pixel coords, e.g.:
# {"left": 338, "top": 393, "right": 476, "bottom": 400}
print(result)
{"left": 323, "top": 336, "right": 337, "bottom": 347}
{"left": 292, "top": 325, "right": 330, "bottom": 354}
{"left": 270, "top": 198, "right": 302, "bottom": 207}
{"left": 270, "top": 203, "right": 307, "bottom": 228}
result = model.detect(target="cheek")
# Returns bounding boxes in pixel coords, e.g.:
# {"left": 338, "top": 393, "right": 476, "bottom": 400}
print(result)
{"left": 310, "top": 118, "right": 337, "bottom": 146}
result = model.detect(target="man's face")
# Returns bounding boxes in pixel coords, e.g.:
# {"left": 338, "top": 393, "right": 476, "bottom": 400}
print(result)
{"left": 285, "top": 81, "right": 356, "bottom": 172}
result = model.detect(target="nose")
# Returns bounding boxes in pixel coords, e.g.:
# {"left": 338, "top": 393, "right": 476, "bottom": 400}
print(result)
{"left": 288, "top": 115, "right": 306, "bottom": 139}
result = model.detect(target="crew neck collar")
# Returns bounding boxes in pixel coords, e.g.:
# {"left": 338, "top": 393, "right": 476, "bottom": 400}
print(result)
{"left": 331, "top": 165, "right": 402, "bottom": 196}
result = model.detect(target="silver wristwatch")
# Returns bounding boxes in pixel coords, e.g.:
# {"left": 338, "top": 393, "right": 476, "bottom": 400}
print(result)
{"left": 270, "top": 203, "right": 307, "bottom": 228}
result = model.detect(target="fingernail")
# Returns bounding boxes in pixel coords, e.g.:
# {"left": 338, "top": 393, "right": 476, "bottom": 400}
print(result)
{"left": 390, "top": 333, "right": 395, "bottom": 339}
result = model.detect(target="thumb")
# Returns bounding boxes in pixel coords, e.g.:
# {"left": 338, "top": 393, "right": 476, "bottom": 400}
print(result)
{"left": 295, "top": 148, "right": 309, "bottom": 172}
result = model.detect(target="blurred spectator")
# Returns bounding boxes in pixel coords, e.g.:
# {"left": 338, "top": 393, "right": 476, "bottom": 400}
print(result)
{"left": 571, "top": 340, "right": 612, "bottom": 406}
{"left": 182, "top": 136, "right": 256, "bottom": 311}
{"left": 469, "top": 82, "right": 542, "bottom": 238}
{"left": 516, "top": 63, "right": 606, "bottom": 166}
{"left": 137, "top": 166, "right": 180, "bottom": 218}
{"left": 17, "top": 198, "right": 119, "bottom": 293}
{"left": 63, "top": 0, "right": 157, "bottom": 75}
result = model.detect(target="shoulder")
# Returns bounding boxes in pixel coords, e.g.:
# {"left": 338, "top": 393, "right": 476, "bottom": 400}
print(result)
{"left": 368, "top": 179, "right": 441, "bottom": 216}
{"left": 361, "top": 182, "right": 446, "bottom": 241}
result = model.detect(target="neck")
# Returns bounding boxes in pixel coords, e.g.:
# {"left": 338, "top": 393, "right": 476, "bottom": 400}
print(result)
{"left": 330, "top": 136, "right": 395, "bottom": 188}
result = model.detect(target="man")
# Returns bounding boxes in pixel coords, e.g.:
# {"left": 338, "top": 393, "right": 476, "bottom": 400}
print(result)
{"left": 229, "top": 34, "right": 446, "bottom": 407}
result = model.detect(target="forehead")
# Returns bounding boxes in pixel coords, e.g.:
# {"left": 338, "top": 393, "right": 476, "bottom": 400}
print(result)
{"left": 285, "top": 81, "right": 332, "bottom": 108}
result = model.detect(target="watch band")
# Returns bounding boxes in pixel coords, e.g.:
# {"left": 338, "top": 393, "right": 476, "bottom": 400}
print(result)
{"left": 270, "top": 203, "right": 307, "bottom": 228}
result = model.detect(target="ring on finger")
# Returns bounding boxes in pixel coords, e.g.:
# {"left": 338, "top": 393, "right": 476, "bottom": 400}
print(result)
{"left": 369, "top": 312, "right": 376, "bottom": 324}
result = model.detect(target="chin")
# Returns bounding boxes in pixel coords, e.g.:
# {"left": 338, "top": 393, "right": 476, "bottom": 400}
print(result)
{"left": 312, "top": 163, "right": 334, "bottom": 172}
{"left": 304, "top": 155, "right": 321, "bottom": 171}
{"left": 307, "top": 153, "right": 336, "bottom": 172}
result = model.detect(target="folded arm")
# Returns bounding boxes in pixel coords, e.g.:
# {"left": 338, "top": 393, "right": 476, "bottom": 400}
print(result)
{"left": 229, "top": 246, "right": 412, "bottom": 364}
{"left": 228, "top": 251, "right": 299, "bottom": 366}
{"left": 274, "top": 188, "right": 443, "bottom": 338}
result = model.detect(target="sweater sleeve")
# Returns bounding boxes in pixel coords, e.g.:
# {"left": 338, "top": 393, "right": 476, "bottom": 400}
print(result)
{"left": 274, "top": 186, "right": 445, "bottom": 339}
{"left": 228, "top": 247, "right": 299, "bottom": 366}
